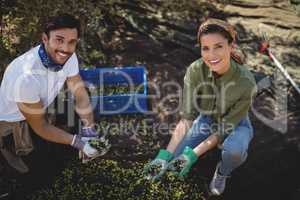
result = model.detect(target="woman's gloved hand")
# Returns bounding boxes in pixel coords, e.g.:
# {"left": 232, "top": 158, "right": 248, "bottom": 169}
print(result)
{"left": 167, "top": 146, "right": 198, "bottom": 177}
{"left": 143, "top": 149, "right": 174, "bottom": 181}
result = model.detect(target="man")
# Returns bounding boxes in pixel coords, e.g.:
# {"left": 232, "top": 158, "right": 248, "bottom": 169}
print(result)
{"left": 0, "top": 14, "right": 105, "bottom": 175}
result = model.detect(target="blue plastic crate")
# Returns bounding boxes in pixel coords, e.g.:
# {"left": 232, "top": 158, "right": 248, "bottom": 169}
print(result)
{"left": 79, "top": 66, "right": 148, "bottom": 115}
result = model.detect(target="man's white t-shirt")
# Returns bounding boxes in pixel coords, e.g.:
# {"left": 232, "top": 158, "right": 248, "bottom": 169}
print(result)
{"left": 0, "top": 45, "right": 79, "bottom": 122}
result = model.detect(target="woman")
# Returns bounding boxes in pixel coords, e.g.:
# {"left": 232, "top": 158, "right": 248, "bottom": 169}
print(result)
{"left": 144, "top": 18, "right": 257, "bottom": 196}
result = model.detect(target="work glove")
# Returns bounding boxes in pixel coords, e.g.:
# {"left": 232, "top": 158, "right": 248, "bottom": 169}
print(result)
{"left": 167, "top": 146, "right": 198, "bottom": 177}
{"left": 80, "top": 126, "right": 100, "bottom": 142}
{"left": 143, "top": 149, "right": 174, "bottom": 181}
{"left": 71, "top": 134, "right": 99, "bottom": 158}
{"left": 78, "top": 127, "right": 111, "bottom": 163}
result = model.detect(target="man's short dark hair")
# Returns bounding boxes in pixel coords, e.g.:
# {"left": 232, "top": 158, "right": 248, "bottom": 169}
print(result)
{"left": 44, "top": 14, "right": 81, "bottom": 38}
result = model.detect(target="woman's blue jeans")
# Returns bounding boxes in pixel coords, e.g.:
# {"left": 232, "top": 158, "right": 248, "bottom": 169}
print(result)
{"left": 173, "top": 114, "right": 254, "bottom": 176}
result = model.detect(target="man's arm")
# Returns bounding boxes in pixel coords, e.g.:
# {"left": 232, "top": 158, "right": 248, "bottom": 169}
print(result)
{"left": 66, "top": 74, "right": 94, "bottom": 127}
{"left": 17, "top": 101, "right": 73, "bottom": 144}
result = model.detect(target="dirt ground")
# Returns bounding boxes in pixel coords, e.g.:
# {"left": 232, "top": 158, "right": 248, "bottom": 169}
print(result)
{"left": 1, "top": 0, "right": 300, "bottom": 199}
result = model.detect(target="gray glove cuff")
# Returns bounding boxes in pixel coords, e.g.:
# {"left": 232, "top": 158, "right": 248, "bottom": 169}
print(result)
{"left": 71, "top": 135, "right": 85, "bottom": 150}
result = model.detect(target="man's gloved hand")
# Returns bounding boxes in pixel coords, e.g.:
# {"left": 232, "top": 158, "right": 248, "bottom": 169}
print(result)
{"left": 88, "top": 137, "right": 111, "bottom": 156}
{"left": 80, "top": 126, "right": 100, "bottom": 142}
{"left": 167, "top": 146, "right": 198, "bottom": 177}
{"left": 143, "top": 149, "right": 174, "bottom": 181}
{"left": 71, "top": 135, "right": 100, "bottom": 159}
{"left": 78, "top": 127, "right": 111, "bottom": 163}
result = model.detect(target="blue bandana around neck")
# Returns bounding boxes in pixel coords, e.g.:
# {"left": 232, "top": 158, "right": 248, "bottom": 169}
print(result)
{"left": 38, "top": 44, "right": 64, "bottom": 72}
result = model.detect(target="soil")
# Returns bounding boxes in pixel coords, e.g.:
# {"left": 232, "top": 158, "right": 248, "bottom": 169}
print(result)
{"left": 0, "top": 1, "right": 300, "bottom": 200}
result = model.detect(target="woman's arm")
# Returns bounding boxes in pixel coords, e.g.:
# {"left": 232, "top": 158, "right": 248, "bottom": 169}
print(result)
{"left": 193, "top": 133, "right": 220, "bottom": 157}
{"left": 166, "top": 119, "right": 193, "bottom": 153}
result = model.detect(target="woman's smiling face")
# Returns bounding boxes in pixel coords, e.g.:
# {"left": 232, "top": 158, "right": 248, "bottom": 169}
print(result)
{"left": 200, "top": 32, "right": 233, "bottom": 75}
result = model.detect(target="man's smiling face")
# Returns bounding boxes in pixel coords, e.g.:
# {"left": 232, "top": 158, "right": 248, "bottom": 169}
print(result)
{"left": 42, "top": 28, "right": 79, "bottom": 65}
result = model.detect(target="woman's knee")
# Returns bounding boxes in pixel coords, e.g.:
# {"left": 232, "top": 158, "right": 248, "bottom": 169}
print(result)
{"left": 222, "top": 145, "right": 247, "bottom": 163}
